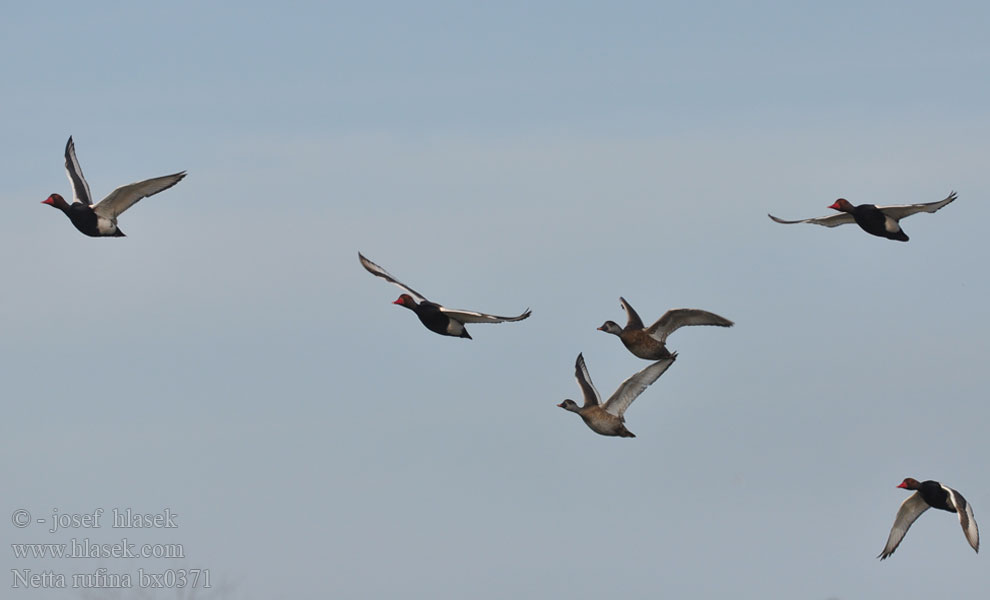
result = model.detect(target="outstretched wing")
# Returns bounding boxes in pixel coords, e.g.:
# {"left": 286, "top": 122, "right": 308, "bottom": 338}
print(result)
{"left": 943, "top": 483, "right": 980, "bottom": 553}
{"left": 439, "top": 306, "right": 532, "bottom": 324}
{"left": 646, "top": 309, "right": 734, "bottom": 343}
{"left": 573, "top": 353, "right": 601, "bottom": 408}
{"left": 878, "top": 492, "right": 930, "bottom": 560}
{"left": 877, "top": 191, "right": 957, "bottom": 221}
{"left": 93, "top": 172, "right": 187, "bottom": 220}
{"left": 619, "top": 297, "right": 644, "bottom": 330}
{"left": 64, "top": 136, "right": 92, "bottom": 205}
{"left": 768, "top": 212, "right": 855, "bottom": 228}
{"left": 602, "top": 356, "right": 676, "bottom": 418}
{"left": 358, "top": 252, "right": 429, "bottom": 302}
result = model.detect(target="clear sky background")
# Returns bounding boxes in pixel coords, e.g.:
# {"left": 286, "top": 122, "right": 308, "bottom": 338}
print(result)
{"left": 3, "top": 2, "right": 989, "bottom": 598}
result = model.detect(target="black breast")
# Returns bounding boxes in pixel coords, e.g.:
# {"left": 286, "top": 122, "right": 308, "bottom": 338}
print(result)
{"left": 851, "top": 204, "right": 889, "bottom": 237}
{"left": 67, "top": 204, "right": 102, "bottom": 237}
{"left": 918, "top": 480, "right": 955, "bottom": 513}
{"left": 414, "top": 302, "right": 455, "bottom": 336}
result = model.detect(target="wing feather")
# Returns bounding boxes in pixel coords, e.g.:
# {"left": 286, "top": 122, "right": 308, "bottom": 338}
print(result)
{"left": 876, "top": 191, "right": 957, "bottom": 221}
{"left": 439, "top": 306, "right": 532, "bottom": 324}
{"left": 646, "top": 308, "right": 734, "bottom": 343}
{"left": 63, "top": 136, "right": 92, "bottom": 205}
{"left": 878, "top": 492, "right": 930, "bottom": 560}
{"left": 943, "top": 484, "right": 980, "bottom": 553}
{"left": 768, "top": 212, "right": 855, "bottom": 228}
{"left": 602, "top": 356, "right": 676, "bottom": 418}
{"left": 573, "top": 353, "right": 601, "bottom": 408}
{"left": 93, "top": 172, "right": 186, "bottom": 220}
{"left": 619, "top": 297, "right": 644, "bottom": 330}
{"left": 358, "top": 253, "right": 429, "bottom": 302}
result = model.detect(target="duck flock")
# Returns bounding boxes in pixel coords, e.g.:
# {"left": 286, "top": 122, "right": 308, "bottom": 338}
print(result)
{"left": 41, "top": 135, "right": 974, "bottom": 562}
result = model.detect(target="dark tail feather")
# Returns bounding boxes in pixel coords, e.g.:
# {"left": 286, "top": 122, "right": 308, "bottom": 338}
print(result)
{"left": 460, "top": 330, "right": 472, "bottom": 339}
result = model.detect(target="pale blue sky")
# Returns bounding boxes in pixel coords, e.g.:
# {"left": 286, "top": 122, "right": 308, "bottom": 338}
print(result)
{"left": 3, "top": 2, "right": 989, "bottom": 598}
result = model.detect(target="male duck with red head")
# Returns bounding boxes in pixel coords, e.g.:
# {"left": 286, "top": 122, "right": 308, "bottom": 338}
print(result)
{"left": 878, "top": 477, "right": 979, "bottom": 559}
{"left": 42, "top": 136, "right": 185, "bottom": 237}
{"left": 360, "top": 253, "right": 531, "bottom": 339}
{"left": 769, "top": 191, "right": 956, "bottom": 242}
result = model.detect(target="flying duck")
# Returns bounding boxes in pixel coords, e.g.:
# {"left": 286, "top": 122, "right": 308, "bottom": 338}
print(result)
{"left": 358, "top": 252, "right": 531, "bottom": 339}
{"left": 768, "top": 191, "right": 957, "bottom": 242}
{"left": 598, "top": 297, "right": 733, "bottom": 360}
{"left": 878, "top": 477, "right": 979, "bottom": 559}
{"left": 557, "top": 352, "right": 675, "bottom": 438}
{"left": 41, "top": 136, "right": 186, "bottom": 237}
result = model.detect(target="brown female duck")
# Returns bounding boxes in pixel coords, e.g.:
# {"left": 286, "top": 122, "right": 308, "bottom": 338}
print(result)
{"left": 557, "top": 352, "right": 675, "bottom": 438}
{"left": 598, "top": 297, "right": 733, "bottom": 360}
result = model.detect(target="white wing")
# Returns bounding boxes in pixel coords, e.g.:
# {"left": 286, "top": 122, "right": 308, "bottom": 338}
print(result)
{"left": 877, "top": 191, "right": 957, "bottom": 221}
{"left": 358, "top": 252, "right": 429, "bottom": 303}
{"left": 646, "top": 308, "right": 734, "bottom": 343}
{"left": 768, "top": 212, "right": 856, "bottom": 228}
{"left": 943, "top": 483, "right": 979, "bottom": 553}
{"left": 93, "top": 172, "right": 186, "bottom": 220}
{"left": 573, "top": 353, "right": 601, "bottom": 408}
{"left": 63, "top": 136, "right": 92, "bottom": 205}
{"left": 878, "top": 492, "right": 930, "bottom": 560}
{"left": 439, "top": 306, "right": 531, "bottom": 324}
{"left": 602, "top": 356, "right": 676, "bottom": 418}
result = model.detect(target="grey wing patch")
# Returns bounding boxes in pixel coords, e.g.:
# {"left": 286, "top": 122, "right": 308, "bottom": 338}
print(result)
{"left": 646, "top": 308, "right": 734, "bottom": 343}
{"left": 943, "top": 484, "right": 979, "bottom": 553}
{"left": 877, "top": 191, "right": 957, "bottom": 221}
{"left": 878, "top": 492, "right": 930, "bottom": 560}
{"left": 93, "top": 172, "right": 186, "bottom": 220}
{"left": 439, "top": 306, "right": 532, "bottom": 324}
{"left": 64, "top": 136, "right": 92, "bottom": 205}
{"left": 358, "top": 252, "right": 429, "bottom": 302}
{"left": 619, "top": 297, "right": 645, "bottom": 330}
{"left": 602, "top": 356, "right": 676, "bottom": 418}
{"left": 573, "top": 353, "right": 601, "bottom": 408}
{"left": 768, "top": 212, "right": 856, "bottom": 228}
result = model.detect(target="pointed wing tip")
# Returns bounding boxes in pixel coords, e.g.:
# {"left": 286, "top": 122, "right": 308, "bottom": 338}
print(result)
{"left": 357, "top": 252, "right": 377, "bottom": 269}
{"left": 574, "top": 353, "right": 589, "bottom": 376}
{"left": 357, "top": 252, "right": 382, "bottom": 277}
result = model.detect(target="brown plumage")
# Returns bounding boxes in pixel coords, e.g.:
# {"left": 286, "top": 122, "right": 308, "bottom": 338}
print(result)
{"left": 598, "top": 297, "right": 733, "bottom": 360}
{"left": 557, "top": 353, "right": 676, "bottom": 438}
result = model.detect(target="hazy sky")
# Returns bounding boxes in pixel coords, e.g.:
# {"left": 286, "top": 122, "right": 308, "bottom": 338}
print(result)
{"left": 3, "top": 2, "right": 989, "bottom": 598}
